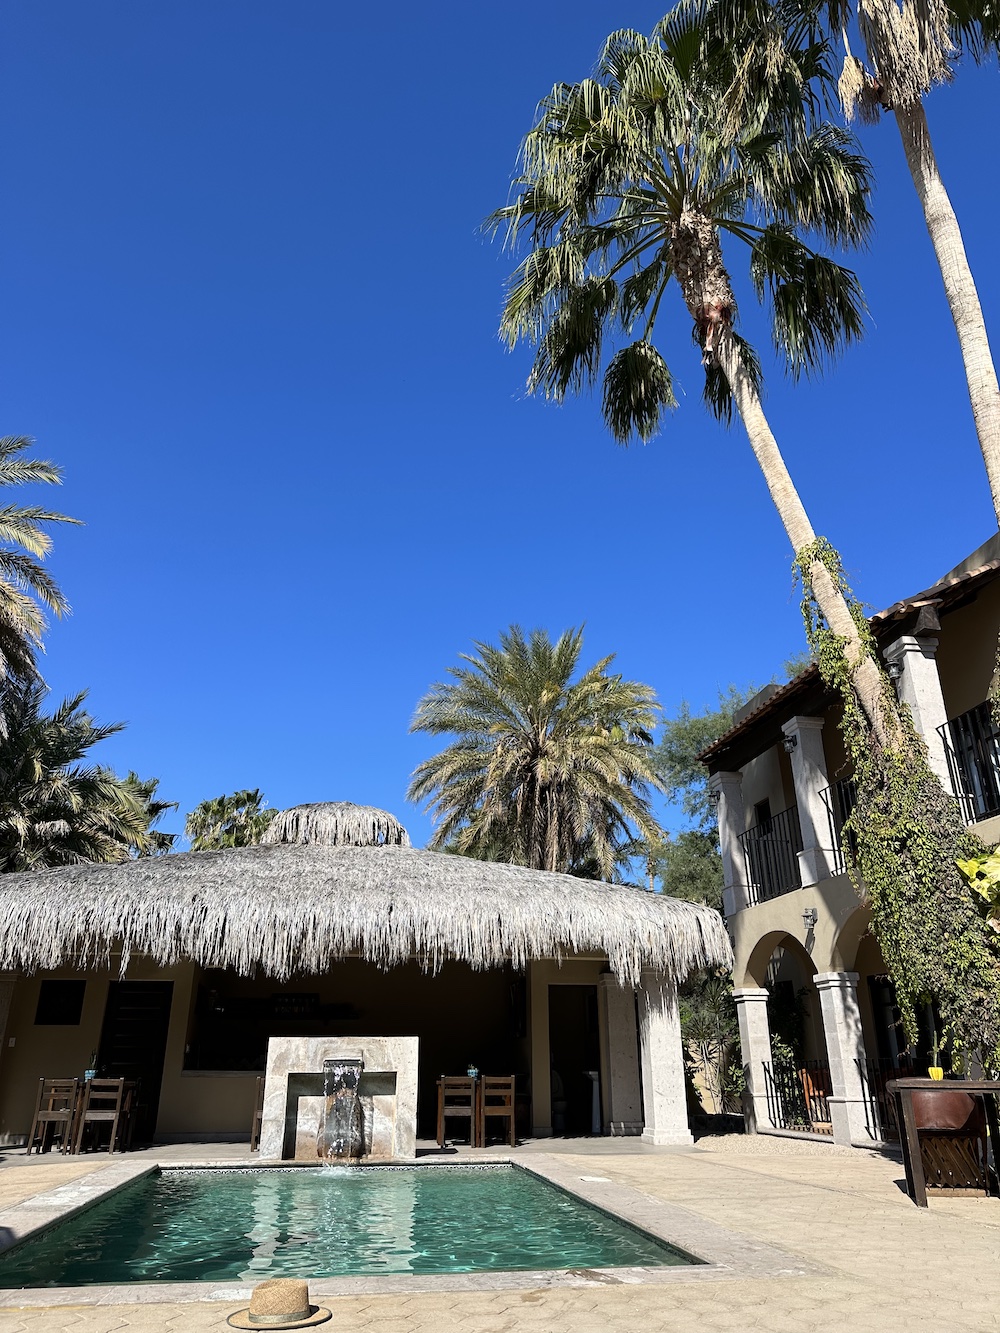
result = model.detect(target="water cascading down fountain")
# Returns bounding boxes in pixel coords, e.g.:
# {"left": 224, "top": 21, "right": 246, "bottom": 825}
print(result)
{"left": 319, "top": 1057, "right": 365, "bottom": 1160}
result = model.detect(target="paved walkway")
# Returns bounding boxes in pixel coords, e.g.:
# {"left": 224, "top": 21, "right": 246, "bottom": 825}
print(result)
{"left": 0, "top": 1137, "right": 997, "bottom": 1332}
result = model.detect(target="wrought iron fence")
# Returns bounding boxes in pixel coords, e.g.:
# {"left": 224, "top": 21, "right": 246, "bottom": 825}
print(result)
{"left": 855, "top": 1057, "right": 918, "bottom": 1142}
{"left": 762, "top": 1059, "right": 832, "bottom": 1134}
{"left": 938, "top": 701, "right": 1000, "bottom": 825}
{"left": 819, "top": 777, "right": 857, "bottom": 875}
{"left": 740, "top": 805, "right": 803, "bottom": 904}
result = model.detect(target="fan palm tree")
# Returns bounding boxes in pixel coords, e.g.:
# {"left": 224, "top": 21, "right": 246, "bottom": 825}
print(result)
{"left": 491, "top": 4, "right": 897, "bottom": 743}
{"left": 831, "top": 0, "right": 1000, "bottom": 518}
{"left": 185, "top": 789, "right": 276, "bottom": 850}
{"left": 0, "top": 684, "right": 155, "bottom": 870}
{"left": 0, "top": 436, "right": 79, "bottom": 690}
{"left": 408, "top": 626, "right": 665, "bottom": 878}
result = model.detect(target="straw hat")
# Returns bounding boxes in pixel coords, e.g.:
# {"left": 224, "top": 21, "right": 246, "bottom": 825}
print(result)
{"left": 227, "top": 1279, "right": 331, "bottom": 1329}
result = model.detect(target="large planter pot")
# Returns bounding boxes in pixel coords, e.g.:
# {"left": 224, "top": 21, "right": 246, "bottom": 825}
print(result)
{"left": 911, "top": 1088, "right": 985, "bottom": 1134}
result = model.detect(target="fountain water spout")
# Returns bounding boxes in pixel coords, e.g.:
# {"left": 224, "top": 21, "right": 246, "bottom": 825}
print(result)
{"left": 319, "top": 1057, "right": 365, "bottom": 1160}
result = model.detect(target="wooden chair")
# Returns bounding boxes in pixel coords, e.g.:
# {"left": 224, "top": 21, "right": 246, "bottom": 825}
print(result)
{"left": 437, "top": 1076, "right": 478, "bottom": 1147}
{"left": 250, "top": 1075, "right": 265, "bottom": 1151}
{"left": 478, "top": 1075, "right": 516, "bottom": 1147}
{"left": 26, "top": 1078, "right": 79, "bottom": 1154}
{"left": 799, "top": 1066, "right": 833, "bottom": 1136}
{"left": 72, "top": 1078, "right": 130, "bottom": 1154}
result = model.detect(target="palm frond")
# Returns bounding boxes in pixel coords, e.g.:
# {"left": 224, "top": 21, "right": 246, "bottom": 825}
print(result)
{"left": 602, "top": 341, "right": 678, "bottom": 442}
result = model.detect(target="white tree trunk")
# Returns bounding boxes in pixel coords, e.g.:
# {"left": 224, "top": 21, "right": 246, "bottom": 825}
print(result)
{"left": 714, "top": 329, "right": 894, "bottom": 746}
{"left": 895, "top": 99, "right": 1000, "bottom": 525}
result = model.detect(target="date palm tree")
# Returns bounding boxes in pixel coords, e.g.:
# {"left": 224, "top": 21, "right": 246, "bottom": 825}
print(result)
{"left": 0, "top": 684, "right": 155, "bottom": 870}
{"left": 491, "top": 4, "right": 898, "bottom": 743}
{"left": 408, "top": 626, "right": 664, "bottom": 878}
{"left": 833, "top": 0, "right": 1000, "bottom": 518}
{"left": 0, "top": 435, "right": 79, "bottom": 691}
{"left": 185, "top": 789, "right": 276, "bottom": 850}
{"left": 122, "top": 772, "right": 177, "bottom": 856}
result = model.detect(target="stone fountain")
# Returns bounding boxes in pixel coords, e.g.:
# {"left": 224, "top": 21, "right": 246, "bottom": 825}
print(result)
{"left": 257, "top": 1036, "right": 419, "bottom": 1161}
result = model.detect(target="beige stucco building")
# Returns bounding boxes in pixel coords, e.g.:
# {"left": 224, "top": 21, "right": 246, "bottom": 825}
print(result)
{"left": 0, "top": 810, "right": 731, "bottom": 1150}
{"left": 702, "top": 536, "right": 1000, "bottom": 1146}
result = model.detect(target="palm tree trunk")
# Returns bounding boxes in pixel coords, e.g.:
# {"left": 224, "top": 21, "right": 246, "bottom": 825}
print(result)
{"left": 714, "top": 329, "right": 896, "bottom": 747}
{"left": 895, "top": 99, "right": 1000, "bottom": 524}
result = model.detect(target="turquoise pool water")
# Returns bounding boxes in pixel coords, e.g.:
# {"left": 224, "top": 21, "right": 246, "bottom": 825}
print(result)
{"left": 0, "top": 1165, "right": 696, "bottom": 1287}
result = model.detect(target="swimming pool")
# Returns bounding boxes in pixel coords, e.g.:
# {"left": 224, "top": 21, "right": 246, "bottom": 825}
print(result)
{"left": 0, "top": 1164, "right": 698, "bottom": 1287}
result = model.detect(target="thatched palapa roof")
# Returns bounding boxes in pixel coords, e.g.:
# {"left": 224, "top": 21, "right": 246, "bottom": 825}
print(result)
{"left": 0, "top": 830, "right": 730, "bottom": 986}
{"left": 262, "top": 802, "right": 410, "bottom": 848}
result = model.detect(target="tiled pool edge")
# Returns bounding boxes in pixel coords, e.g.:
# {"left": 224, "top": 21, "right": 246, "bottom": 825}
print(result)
{"left": 0, "top": 1159, "right": 157, "bottom": 1256}
{"left": 0, "top": 1153, "right": 828, "bottom": 1307}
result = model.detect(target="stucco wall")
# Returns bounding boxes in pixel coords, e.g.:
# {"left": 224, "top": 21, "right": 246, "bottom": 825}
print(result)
{"left": 936, "top": 579, "right": 1000, "bottom": 720}
{"left": 730, "top": 872, "right": 865, "bottom": 987}
{"left": 527, "top": 957, "right": 611, "bottom": 1134}
{"left": 0, "top": 955, "right": 557, "bottom": 1144}
{"left": 740, "top": 746, "right": 794, "bottom": 826}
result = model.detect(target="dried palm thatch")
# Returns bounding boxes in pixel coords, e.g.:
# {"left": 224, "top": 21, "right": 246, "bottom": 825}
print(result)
{"left": 0, "top": 843, "right": 731, "bottom": 986}
{"left": 261, "top": 802, "right": 410, "bottom": 849}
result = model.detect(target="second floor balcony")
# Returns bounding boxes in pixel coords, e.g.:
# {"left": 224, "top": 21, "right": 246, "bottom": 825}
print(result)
{"left": 739, "top": 804, "right": 803, "bottom": 905}
{"left": 938, "top": 700, "right": 1000, "bottom": 825}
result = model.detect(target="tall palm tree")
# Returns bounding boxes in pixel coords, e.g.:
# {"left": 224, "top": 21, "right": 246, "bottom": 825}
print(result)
{"left": 832, "top": 0, "right": 1000, "bottom": 517}
{"left": 0, "top": 684, "right": 154, "bottom": 870}
{"left": 408, "top": 626, "right": 664, "bottom": 878}
{"left": 185, "top": 789, "right": 276, "bottom": 851}
{"left": 491, "top": 4, "right": 896, "bottom": 743}
{"left": 0, "top": 436, "right": 79, "bottom": 689}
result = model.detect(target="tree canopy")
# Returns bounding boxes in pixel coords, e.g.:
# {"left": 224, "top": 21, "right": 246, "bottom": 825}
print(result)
{"left": 0, "top": 684, "right": 166, "bottom": 870}
{"left": 0, "top": 435, "right": 78, "bottom": 693}
{"left": 408, "top": 625, "right": 664, "bottom": 879}
{"left": 185, "top": 789, "right": 276, "bottom": 851}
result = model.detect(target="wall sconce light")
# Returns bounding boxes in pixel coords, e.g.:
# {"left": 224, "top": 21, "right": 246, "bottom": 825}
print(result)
{"left": 802, "top": 907, "right": 818, "bottom": 930}
{"left": 887, "top": 660, "right": 904, "bottom": 681}
{"left": 782, "top": 734, "right": 798, "bottom": 753}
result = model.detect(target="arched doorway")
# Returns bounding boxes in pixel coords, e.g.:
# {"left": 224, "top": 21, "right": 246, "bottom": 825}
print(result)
{"left": 744, "top": 932, "right": 832, "bottom": 1135}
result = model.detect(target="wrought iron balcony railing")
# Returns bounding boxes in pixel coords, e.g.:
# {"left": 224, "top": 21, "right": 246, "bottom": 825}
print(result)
{"left": 819, "top": 776, "right": 857, "bottom": 875}
{"left": 937, "top": 700, "right": 1000, "bottom": 825}
{"left": 739, "top": 804, "right": 803, "bottom": 904}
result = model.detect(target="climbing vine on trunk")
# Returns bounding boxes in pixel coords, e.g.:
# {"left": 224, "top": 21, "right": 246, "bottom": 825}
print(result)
{"left": 794, "top": 539, "right": 1000, "bottom": 1069}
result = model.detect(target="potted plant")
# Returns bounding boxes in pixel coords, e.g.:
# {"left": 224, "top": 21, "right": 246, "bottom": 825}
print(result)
{"left": 928, "top": 1030, "right": 943, "bottom": 1081}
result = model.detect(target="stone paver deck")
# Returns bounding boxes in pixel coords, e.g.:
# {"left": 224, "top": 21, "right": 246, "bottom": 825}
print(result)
{"left": 0, "top": 1137, "right": 996, "bottom": 1332}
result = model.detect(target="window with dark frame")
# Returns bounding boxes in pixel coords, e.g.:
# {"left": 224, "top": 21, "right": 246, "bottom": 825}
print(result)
{"left": 34, "top": 980, "right": 86, "bottom": 1026}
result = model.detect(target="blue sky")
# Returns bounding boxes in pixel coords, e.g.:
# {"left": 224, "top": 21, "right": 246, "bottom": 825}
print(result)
{"left": 1, "top": 1, "right": 998, "bottom": 847}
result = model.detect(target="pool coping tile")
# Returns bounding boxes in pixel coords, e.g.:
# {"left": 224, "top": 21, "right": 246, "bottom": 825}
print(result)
{"left": 0, "top": 1152, "right": 826, "bottom": 1307}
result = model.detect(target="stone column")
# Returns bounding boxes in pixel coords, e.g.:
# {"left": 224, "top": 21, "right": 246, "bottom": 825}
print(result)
{"left": 597, "top": 974, "right": 642, "bottom": 1135}
{"left": 709, "top": 771, "right": 748, "bottom": 917}
{"left": 814, "top": 971, "right": 870, "bottom": 1146}
{"left": 637, "top": 969, "right": 692, "bottom": 1146}
{"left": 733, "top": 987, "right": 773, "bottom": 1133}
{"left": 883, "top": 635, "right": 951, "bottom": 787}
{"left": 781, "top": 715, "right": 837, "bottom": 886}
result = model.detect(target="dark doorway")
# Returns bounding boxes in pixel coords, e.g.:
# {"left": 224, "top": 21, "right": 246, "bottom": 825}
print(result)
{"left": 548, "top": 985, "right": 601, "bottom": 1136}
{"left": 97, "top": 981, "right": 174, "bottom": 1144}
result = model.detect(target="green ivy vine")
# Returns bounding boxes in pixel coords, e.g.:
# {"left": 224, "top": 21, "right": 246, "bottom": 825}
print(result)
{"left": 794, "top": 538, "right": 1000, "bottom": 1070}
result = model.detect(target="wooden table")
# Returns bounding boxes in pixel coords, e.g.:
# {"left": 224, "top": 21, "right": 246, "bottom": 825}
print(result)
{"left": 887, "top": 1077, "right": 1000, "bottom": 1207}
